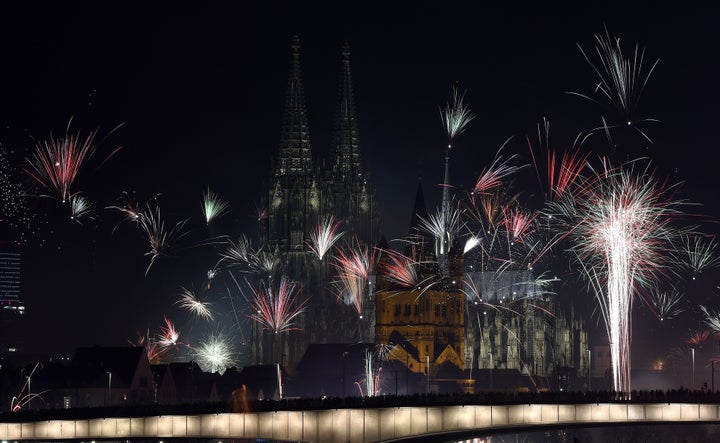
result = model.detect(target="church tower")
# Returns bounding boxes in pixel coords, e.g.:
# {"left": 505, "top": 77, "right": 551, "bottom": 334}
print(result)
{"left": 257, "top": 37, "right": 380, "bottom": 367}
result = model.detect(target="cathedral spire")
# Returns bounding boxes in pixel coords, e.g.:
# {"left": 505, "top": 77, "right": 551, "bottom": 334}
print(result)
{"left": 331, "top": 41, "right": 360, "bottom": 178}
{"left": 278, "top": 35, "right": 312, "bottom": 176}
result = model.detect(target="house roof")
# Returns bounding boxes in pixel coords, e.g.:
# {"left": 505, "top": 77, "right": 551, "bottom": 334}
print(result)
{"left": 71, "top": 346, "right": 148, "bottom": 388}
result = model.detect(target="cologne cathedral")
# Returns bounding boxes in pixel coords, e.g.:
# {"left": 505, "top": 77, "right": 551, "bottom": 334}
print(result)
{"left": 254, "top": 36, "right": 380, "bottom": 367}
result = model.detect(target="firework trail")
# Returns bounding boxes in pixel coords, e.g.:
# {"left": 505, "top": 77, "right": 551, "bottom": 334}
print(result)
{"left": 685, "top": 329, "right": 711, "bottom": 348}
{"left": 472, "top": 140, "right": 524, "bottom": 195}
{"left": 201, "top": 186, "right": 230, "bottom": 224}
{"left": 676, "top": 234, "right": 720, "bottom": 279}
{"left": 25, "top": 125, "right": 122, "bottom": 202}
{"left": 130, "top": 330, "right": 170, "bottom": 363}
{"left": 700, "top": 305, "right": 720, "bottom": 333}
{"left": 69, "top": 193, "right": 94, "bottom": 223}
{"left": 356, "top": 350, "right": 382, "bottom": 397}
{"left": 642, "top": 288, "right": 684, "bottom": 322}
{"left": 219, "top": 234, "right": 280, "bottom": 275}
{"left": 526, "top": 120, "right": 590, "bottom": 202}
{"left": 553, "top": 161, "right": 685, "bottom": 394}
{"left": 307, "top": 215, "right": 344, "bottom": 260}
{"left": 379, "top": 245, "right": 436, "bottom": 295}
{"left": 136, "top": 202, "right": 190, "bottom": 276}
{"left": 570, "top": 28, "right": 660, "bottom": 141}
{"left": 106, "top": 191, "right": 146, "bottom": 229}
{"left": 331, "top": 240, "right": 377, "bottom": 316}
{"left": 193, "top": 332, "right": 237, "bottom": 374}
{"left": 10, "top": 362, "right": 42, "bottom": 412}
{"left": 248, "top": 276, "right": 309, "bottom": 334}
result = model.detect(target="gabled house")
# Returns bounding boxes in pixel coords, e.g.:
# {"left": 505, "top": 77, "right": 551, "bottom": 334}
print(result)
{"left": 31, "top": 346, "right": 154, "bottom": 409}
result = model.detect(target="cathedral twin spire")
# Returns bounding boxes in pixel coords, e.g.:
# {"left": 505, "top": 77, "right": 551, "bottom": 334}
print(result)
{"left": 276, "top": 36, "right": 361, "bottom": 180}
{"left": 277, "top": 35, "right": 312, "bottom": 176}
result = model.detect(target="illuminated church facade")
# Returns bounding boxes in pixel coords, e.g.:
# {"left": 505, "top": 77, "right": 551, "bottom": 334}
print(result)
{"left": 255, "top": 36, "right": 380, "bottom": 367}
{"left": 257, "top": 37, "right": 588, "bottom": 392}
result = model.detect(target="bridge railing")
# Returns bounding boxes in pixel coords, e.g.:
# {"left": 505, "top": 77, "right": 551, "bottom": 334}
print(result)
{"left": 2, "top": 403, "right": 720, "bottom": 443}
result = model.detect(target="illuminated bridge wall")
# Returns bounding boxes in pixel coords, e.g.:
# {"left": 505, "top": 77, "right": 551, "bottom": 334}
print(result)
{"left": 1, "top": 403, "right": 719, "bottom": 443}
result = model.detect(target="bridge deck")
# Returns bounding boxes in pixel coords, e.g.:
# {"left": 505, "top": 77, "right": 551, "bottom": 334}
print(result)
{"left": 1, "top": 403, "right": 719, "bottom": 443}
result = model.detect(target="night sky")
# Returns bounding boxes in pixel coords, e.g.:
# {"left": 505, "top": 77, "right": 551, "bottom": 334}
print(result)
{"left": 2, "top": 3, "right": 719, "bottom": 369}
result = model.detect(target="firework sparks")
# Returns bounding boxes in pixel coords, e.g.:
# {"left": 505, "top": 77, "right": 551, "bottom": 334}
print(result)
{"left": 220, "top": 234, "right": 280, "bottom": 275}
{"left": 157, "top": 316, "right": 181, "bottom": 348}
{"left": 307, "top": 215, "right": 344, "bottom": 260}
{"left": 175, "top": 287, "right": 214, "bottom": 321}
{"left": 526, "top": 122, "right": 590, "bottom": 202}
{"left": 136, "top": 203, "right": 190, "bottom": 276}
{"left": 555, "top": 161, "right": 684, "bottom": 394}
{"left": 106, "top": 191, "right": 150, "bottom": 232}
{"left": 700, "top": 305, "right": 720, "bottom": 333}
{"left": 248, "top": 276, "right": 309, "bottom": 333}
{"left": 69, "top": 194, "right": 94, "bottom": 223}
{"left": 463, "top": 235, "right": 482, "bottom": 254}
{"left": 472, "top": 141, "right": 523, "bottom": 195}
{"left": 677, "top": 234, "right": 720, "bottom": 279}
{"left": 332, "top": 241, "right": 377, "bottom": 316}
{"left": 201, "top": 186, "right": 230, "bottom": 224}
{"left": 685, "top": 329, "right": 711, "bottom": 348}
{"left": 25, "top": 125, "right": 122, "bottom": 202}
{"left": 643, "top": 288, "right": 684, "bottom": 322}
{"left": 418, "top": 204, "right": 463, "bottom": 257}
{"left": 194, "top": 332, "right": 237, "bottom": 374}
{"left": 356, "top": 350, "right": 382, "bottom": 397}
{"left": 379, "top": 247, "right": 435, "bottom": 293}
{"left": 440, "top": 86, "right": 475, "bottom": 144}
{"left": 130, "top": 330, "right": 169, "bottom": 363}
{"left": 571, "top": 28, "right": 660, "bottom": 141}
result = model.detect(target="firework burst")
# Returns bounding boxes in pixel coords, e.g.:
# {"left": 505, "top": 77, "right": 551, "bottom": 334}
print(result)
{"left": 136, "top": 203, "right": 190, "bottom": 276}
{"left": 248, "top": 276, "right": 309, "bottom": 334}
{"left": 220, "top": 234, "right": 280, "bottom": 275}
{"left": 472, "top": 141, "right": 523, "bottom": 195}
{"left": 571, "top": 28, "right": 660, "bottom": 140}
{"left": 175, "top": 286, "right": 214, "bottom": 321}
{"left": 307, "top": 215, "right": 344, "bottom": 260}
{"left": 440, "top": 86, "right": 475, "bottom": 144}
{"left": 332, "top": 240, "right": 377, "bottom": 316}
{"left": 157, "top": 316, "right": 181, "bottom": 348}
{"left": 201, "top": 186, "right": 230, "bottom": 224}
{"left": 676, "top": 234, "right": 720, "bottom": 279}
{"left": 25, "top": 125, "right": 122, "bottom": 202}
{"left": 418, "top": 204, "right": 463, "bottom": 257}
{"left": 193, "top": 332, "right": 237, "bottom": 374}
{"left": 553, "top": 161, "right": 685, "bottom": 393}
{"left": 643, "top": 288, "right": 684, "bottom": 322}
{"left": 69, "top": 194, "right": 94, "bottom": 223}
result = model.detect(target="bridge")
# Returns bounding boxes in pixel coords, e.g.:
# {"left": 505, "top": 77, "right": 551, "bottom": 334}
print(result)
{"left": 1, "top": 403, "right": 719, "bottom": 443}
